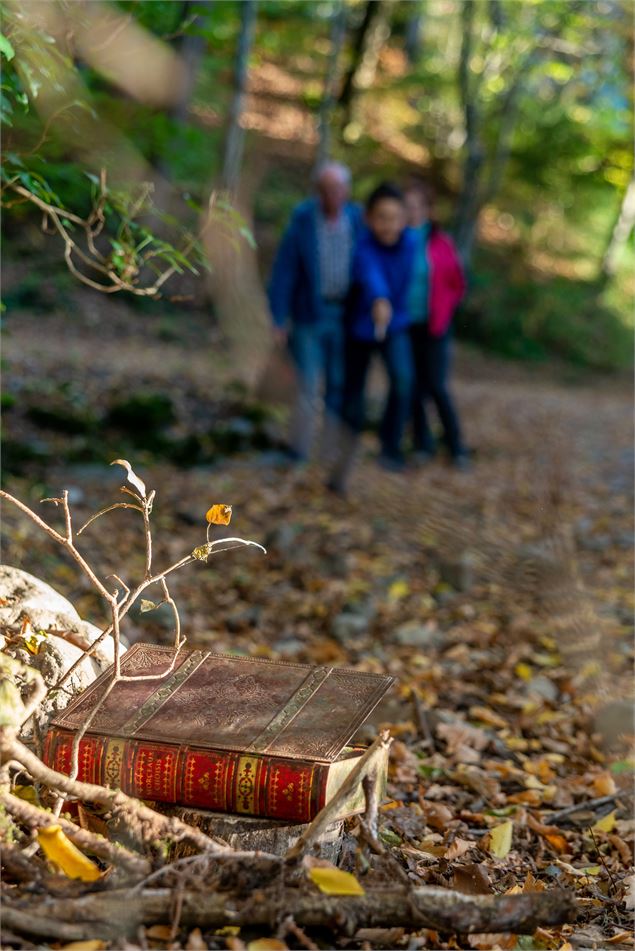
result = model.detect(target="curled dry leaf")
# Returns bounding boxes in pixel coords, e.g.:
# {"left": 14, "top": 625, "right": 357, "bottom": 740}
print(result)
{"left": 206, "top": 503, "right": 233, "bottom": 525}
{"left": 444, "top": 836, "right": 475, "bottom": 861}
{"left": 110, "top": 458, "right": 146, "bottom": 499}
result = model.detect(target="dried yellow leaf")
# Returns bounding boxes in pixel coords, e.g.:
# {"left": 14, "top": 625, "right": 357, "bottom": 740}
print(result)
{"left": 60, "top": 942, "right": 107, "bottom": 951}
{"left": 388, "top": 579, "right": 409, "bottom": 600}
{"left": 247, "top": 941, "right": 288, "bottom": 951}
{"left": 593, "top": 810, "right": 616, "bottom": 833}
{"left": 37, "top": 825, "right": 101, "bottom": 881}
{"left": 515, "top": 662, "right": 532, "bottom": 681}
{"left": 308, "top": 866, "right": 365, "bottom": 896}
{"left": 487, "top": 820, "right": 513, "bottom": 858}
{"left": 206, "top": 504, "right": 232, "bottom": 525}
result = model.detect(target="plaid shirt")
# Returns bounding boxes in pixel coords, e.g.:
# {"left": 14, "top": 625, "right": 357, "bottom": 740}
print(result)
{"left": 316, "top": 211, "right": 353, "bottom": 302}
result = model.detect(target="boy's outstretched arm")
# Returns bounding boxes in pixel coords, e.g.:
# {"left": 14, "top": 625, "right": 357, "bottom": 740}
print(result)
{"left": 354, "top": 243, "right": 392, "bottom": 340}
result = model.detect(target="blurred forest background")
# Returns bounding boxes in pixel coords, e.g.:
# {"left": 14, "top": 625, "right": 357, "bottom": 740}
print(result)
{"left": 2, "top": 0, "right": 633, "bottom": 376}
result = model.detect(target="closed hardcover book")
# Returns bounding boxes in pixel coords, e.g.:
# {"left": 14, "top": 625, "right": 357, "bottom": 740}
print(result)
{"left": 44, "top": 644, "right": 394, "bottom": 821}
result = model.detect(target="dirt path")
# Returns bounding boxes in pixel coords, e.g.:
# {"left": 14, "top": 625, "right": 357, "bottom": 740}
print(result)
{"left": 1, "top": 295, "right": 633, "bottom": 948}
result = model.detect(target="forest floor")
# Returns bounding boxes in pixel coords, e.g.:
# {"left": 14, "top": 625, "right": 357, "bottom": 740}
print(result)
{"left": 1, "top": 285, "right": 633, "bottom": 949}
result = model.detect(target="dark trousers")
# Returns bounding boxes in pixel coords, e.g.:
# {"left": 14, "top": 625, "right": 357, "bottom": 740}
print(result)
{"left": 342, "top": 330, "right": 414, "bottom": 460}
{"left": 410, "top": 323, "right": 464, "bottom": 457}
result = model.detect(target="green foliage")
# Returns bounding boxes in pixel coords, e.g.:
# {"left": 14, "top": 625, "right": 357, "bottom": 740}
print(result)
{"left": 1, "top": 0, "right": 632, "bottom": 367}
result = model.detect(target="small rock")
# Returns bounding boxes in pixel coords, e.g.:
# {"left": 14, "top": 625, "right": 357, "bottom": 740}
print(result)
{"left": 527, "top": 674, "right": 558, "bottom": 703}
{"left": 593, "top": 701, "right": 635, "bottom": 749}
{"left": 393, "top": 620, "right": 441, "bottom": 648}
{"left": 439, "top": 553, "right": 475, "bottom": 592}
{"left": 331, "top": 612, "right": 368, "bottom": 642}
{"left": 272, "top": 638, "right": 304, "bottom": 657}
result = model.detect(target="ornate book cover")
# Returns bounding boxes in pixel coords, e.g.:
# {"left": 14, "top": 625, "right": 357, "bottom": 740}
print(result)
{"left": 44, "top": 644, "right": 394, "bottom": 821}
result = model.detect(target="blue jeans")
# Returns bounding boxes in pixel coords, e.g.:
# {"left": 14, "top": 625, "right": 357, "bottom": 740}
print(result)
{"left": 342, "top": 330, "right": 414, "bottom": 461}
{"left": 287, "top": 306, "right": 344, "bottom": 459}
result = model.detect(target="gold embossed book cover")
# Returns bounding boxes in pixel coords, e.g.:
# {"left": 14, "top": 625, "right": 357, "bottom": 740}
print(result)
{"left": 44, "top": 644, "right": 394, "bottom": 821}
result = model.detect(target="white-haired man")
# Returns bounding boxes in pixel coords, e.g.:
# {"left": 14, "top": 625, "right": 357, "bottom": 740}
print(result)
{"left": 268, "top": 161, "right": 363, "bottom": 462}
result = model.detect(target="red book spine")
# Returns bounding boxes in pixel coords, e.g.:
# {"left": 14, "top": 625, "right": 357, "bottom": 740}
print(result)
{"left": 43, "top": 728, "right": 329, "bottom": 822}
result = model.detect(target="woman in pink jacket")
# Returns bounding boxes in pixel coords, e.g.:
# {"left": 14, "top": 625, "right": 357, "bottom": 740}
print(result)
{"left": 404, "top": 181, "right": 468, "bottom": 468}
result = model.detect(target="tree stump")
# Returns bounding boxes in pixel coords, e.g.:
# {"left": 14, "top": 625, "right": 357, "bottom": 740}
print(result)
{"left": 156, "top": 804, "right": 345, "bottom": 861}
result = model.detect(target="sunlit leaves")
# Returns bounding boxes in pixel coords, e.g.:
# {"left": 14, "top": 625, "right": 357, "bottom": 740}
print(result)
{"left": 487, "top": 820, "right": 513, "bottom": 858}
{"left": 308, "top": 865, "right": 365, "bottom": 896}
{"left": 37, "top": 825, "right": 102, "bottom": 881}
{"left": 206, "top": 504, "right": 232, "bottom": 526}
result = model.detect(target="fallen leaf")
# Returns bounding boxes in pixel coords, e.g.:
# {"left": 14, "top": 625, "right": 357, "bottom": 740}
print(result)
{"left": 452, "top": 863, "right": 492, "bottom": 895}
{"left": 469, "top": 705, "right": 508, "bottom": 729}
{"left": 608, "top": 833, "right": 633, "bottom": 866}
{"left": 515, "top": 662, "right": 533, "bottom": 681}
{"left": 623, "top": 873, "right": 635, "bottom": 910}
{"left": 206, "top": 503, "right": 232, "bottom": 525}
{"left": 445, "top": 837, "right": 474, "bottom": 860}
{"left": 185, "top": 929, "right": 208, "bottom": 951}
{"left": 308, "top": 866, "right": 365, "bottom": 896}
{"left": 20, "top": 618, "right": 46, "bottom": 655}
{"left": 487, "top": 820, "right": 513, "bottom": 858}
{"left": 60, "top": 943, "right": 107, "bottom": 951}
{"left": 592, "top": 772, "right": 617, "bottom": 796}
{"left": 388, "top": 579, "right": 409, "bottom": 599}
{"left": 247, "top": 941, "right": 288, "bottom": 951}
{"left": 544, "top": 832, "right": 569, "bottom": 854}
{"left": 593, "top": 810, "right": 617, "bottom": 833}
{"left": 37, "top": 825, "right": 101, "bottom": 881}
{"left": 467, "top": 933, "right": 517, "bottom": 949}
{"left": 419, "top": 799, "right": 454, "bottom": 831}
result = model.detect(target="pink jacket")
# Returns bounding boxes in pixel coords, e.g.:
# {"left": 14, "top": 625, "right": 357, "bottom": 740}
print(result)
{"left": 427, "top": 229, "right": 466, "bottom": 337}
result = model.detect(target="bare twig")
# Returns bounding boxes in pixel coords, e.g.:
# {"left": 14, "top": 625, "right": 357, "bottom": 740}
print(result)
{"left": 547, "top": 795, "right": 624, "bottom": 824}
{"left": 2, "top": 883, "right": 578, "bottom": 941}
{"left": 1, "top": 790, "right": 151, "bottom": 877}
{"left": 285, "top": 732, "right": 392, "bottom": 862}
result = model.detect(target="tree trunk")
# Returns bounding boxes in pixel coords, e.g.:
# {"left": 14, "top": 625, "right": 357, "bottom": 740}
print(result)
{"left": 316, "top": 1, "right": 348, "bottom": 167}
{"left": 453, "top": 0, "right": 484, "bottom": 267}
{"left": 169, "top": 1, "right": 211, "bottom": 126}
{"left": 338, "top": 0, "right": 382, "bottom": 119}
{"left": 601, "top": 175, "right": 635, "bottom": 278}
{"left": 221, "top": 0, "right": 257, "bottom": 193}
{"left": 404, "top": 0, "right": 425, "bottom": 65}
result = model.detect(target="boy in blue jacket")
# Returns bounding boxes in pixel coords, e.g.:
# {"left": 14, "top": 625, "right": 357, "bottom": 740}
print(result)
{"left": 329, "top": 183, "right": 416, "bottom": 492}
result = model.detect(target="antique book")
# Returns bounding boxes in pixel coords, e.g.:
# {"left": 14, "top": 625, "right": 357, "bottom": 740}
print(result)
{"left": 44, "top": 643, "right": 394, "bottom": 822}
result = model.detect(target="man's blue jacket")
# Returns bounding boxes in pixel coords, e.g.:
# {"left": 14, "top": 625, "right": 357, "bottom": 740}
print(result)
{"left": 267, "top": 198, "right": 364, "bottom": 328}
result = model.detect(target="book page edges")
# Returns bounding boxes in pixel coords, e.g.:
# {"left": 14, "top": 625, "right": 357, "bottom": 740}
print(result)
{"left": 325, "top": 745, "right": 389, "bottom": 820}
